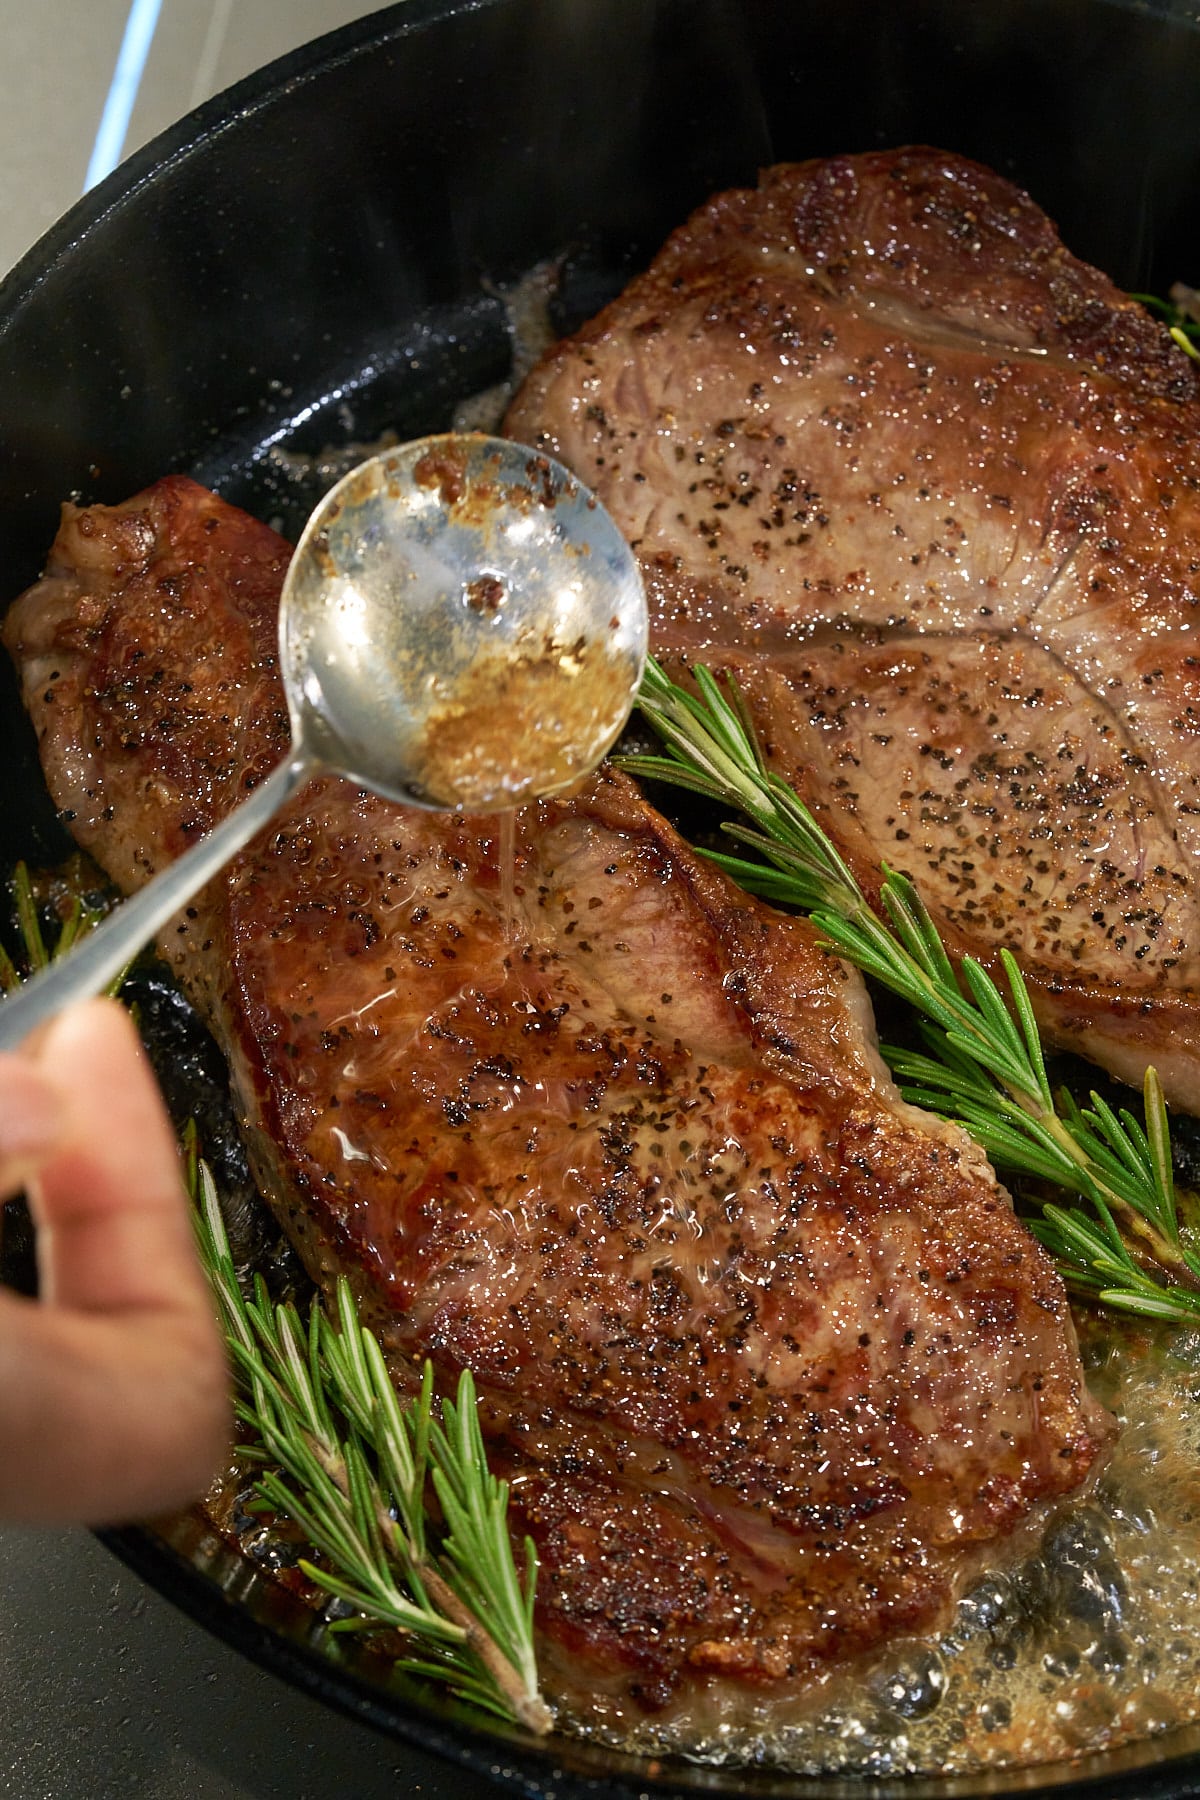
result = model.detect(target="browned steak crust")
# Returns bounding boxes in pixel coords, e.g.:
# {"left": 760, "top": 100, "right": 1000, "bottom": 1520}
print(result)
{"left": 4, "top": 470, "right": 1109, "bottom": 1714}
{"left": 505, "top": 145, "right": 1200, "bottom": 1111}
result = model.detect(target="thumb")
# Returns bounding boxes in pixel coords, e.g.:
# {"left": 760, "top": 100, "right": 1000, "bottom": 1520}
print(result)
{"left": 0, "top": 1051, "right": 66, "bottom": 1201}
{"left": 0, "top": 998, "right": 231, "bottom": 1523}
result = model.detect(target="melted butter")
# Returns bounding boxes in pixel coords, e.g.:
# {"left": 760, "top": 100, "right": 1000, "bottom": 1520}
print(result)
{"left": 558, "top": 1314, "right": 1200, "bottom": 1775}
{"left": 329, "top": 1125, "right": 376, "bottom": 1166}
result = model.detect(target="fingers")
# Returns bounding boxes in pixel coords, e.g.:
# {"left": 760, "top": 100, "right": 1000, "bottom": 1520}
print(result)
{"left": 25, "top": 1000, "right": 206, "bottom": 1318}
{"left": 0, "top": 999, "right": 231, "bottom": 1524}
{"left": 0, "top": 1289, "right": 230, "bottom": 1523}
{"left": 0, "top": 1053, "right": 66, "bottom": 1201}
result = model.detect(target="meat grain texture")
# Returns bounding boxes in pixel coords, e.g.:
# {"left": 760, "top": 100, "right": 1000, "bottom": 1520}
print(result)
{"left": 507, "top": 145, "right": 1200, "bottom": 1112}
{"left": 1, "top": 149, "right": 1125, "bottom": 1727}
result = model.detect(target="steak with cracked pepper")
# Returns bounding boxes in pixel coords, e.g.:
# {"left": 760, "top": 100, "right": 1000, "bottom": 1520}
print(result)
{"left": 3, "top": 472, "right": 1109, "bottom": 1717}
{"left": 506, "top": 145, "right": 1200, "bottom": 1113}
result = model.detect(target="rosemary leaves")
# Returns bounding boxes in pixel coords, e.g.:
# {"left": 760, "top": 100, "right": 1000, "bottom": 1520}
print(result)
{"left": 193, "top": 1163, "right": 549, "bottom": 1733}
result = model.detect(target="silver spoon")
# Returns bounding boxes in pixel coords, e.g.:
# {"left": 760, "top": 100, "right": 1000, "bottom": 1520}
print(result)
{"left": 0, "top": 433, "right": 648, "bottom": 1048}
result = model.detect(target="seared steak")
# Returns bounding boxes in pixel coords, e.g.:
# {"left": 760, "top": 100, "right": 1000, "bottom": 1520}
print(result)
{"left": 3, "top": 474, "right": 1109, "bottom": 1715}
{"left": 506, "top": 146, "right": 1200, "bottom": 1110}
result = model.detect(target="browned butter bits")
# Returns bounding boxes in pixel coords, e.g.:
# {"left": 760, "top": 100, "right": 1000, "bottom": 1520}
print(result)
{"left": 415, "top": 640, "right": 635, "bottom": 809}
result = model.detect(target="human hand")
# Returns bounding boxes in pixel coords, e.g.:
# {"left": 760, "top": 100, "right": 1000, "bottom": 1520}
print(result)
{"left": 0, "top": 997, "right": 230, "bottom": 1524}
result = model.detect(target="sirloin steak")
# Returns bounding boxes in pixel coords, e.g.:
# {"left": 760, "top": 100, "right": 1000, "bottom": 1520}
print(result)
{"left": 2, "top": 473, "right": 1111, "bottom": 1717}
{"left": 506, "top": 146, "right": 1200, "bottom": 1111}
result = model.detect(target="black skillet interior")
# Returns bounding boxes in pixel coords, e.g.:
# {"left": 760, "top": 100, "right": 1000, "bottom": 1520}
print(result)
{"left": 6, "top": 0, "right": 1200, "bottom": 1795}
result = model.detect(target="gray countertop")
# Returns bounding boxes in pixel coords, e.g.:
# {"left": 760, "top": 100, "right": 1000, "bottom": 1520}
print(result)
{"left": 0, "top": 1524, "right": 503, "bottom": 1798}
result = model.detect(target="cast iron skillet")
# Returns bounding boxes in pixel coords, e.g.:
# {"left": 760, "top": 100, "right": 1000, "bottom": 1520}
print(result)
{"left": 5, "top": 2, "right": 1200, "bottom": 1795}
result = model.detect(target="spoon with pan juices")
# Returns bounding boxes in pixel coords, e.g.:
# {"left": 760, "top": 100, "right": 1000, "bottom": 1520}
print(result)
{"left": 0, "top": 433, "right": 648, "bottom": 1048}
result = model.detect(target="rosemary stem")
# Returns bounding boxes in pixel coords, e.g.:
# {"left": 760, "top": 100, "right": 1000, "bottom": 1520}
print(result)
{"left": 417, "top": 1558, "right": 552, "bottom": 1734}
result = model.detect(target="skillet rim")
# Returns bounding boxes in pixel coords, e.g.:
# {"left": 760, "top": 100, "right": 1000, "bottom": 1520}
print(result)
{"left": 5, "top": 1, "right": 1200, "bottom": 1794}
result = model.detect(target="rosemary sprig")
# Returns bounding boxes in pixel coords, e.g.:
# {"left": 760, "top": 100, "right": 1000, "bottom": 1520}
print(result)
{"left": 0, "top": 861, "right": 120, "bottom": 994}
{"left": 192, "top": 1159, "right": 550, "bottom": 1733}
{"left": 625, "top": 657, "right": 1200, "bottom": 1324}
{"left": 1133, "top": 286, "right": 1200, "bottom": 361}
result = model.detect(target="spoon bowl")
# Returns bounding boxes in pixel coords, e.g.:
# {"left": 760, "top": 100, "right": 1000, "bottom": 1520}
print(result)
{"left": 288, "top": 434, "right": 648, "bottom": 810}
{"left": 0, "top": 434, "right": 648, "bottom": 1047}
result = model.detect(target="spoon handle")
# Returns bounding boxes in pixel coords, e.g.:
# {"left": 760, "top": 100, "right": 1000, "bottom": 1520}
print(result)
{"left": 0, "top": 752, "right": 312, "bottom": 1050}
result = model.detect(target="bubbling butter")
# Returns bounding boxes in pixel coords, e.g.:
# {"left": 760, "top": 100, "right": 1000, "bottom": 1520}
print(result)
{"left": 560, "top": 1314, "right": 1200, "bottom": 1776}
